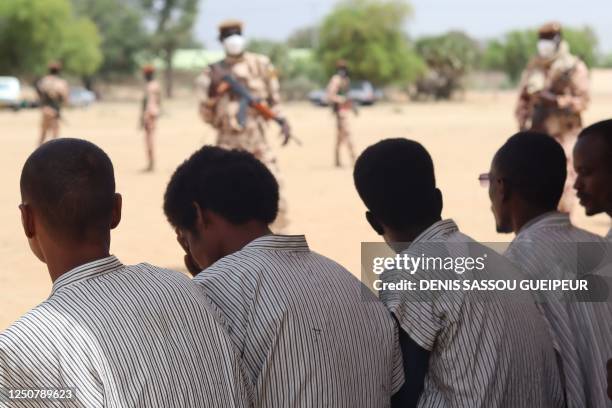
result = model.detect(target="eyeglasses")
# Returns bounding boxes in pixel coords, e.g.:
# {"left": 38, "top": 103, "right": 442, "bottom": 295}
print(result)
{"left": 478, "top": 173, "right": 490, "bottom": 188}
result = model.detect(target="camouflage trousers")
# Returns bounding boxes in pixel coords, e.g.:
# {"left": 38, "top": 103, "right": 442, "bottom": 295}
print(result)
{"left": 335, "top": 109, "right": 355, "bottom": 166}
{"left": 41, "top": 107, "right": 60, "bottom": 135}
{"left": 551, "top": 127, "right": 580, "bottom": 214}
{"left": 217, "top": 121, "right": 288, "bottom": 231}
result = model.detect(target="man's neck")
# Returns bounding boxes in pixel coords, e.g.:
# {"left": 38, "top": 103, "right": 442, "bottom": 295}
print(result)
{"left": 388, "top": 217, "right": 442, "bottom": 243}
{"left": 221, "top": 222, "right": 272, "bottom": 258}
{"left": 45, "top": 243, "right": 111, "bottom": 283}
{"left": 512, "top": 206, "right": 555, "bottom": 233}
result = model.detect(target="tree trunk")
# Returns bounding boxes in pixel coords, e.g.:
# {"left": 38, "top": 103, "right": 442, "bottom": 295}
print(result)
{"left": 164, "top": 49, "right": 174, "bottom": 98}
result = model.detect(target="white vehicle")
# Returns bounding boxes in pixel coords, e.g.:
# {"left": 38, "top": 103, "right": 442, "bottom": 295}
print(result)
{"left": 69, "top": 87, "right": 96, "bottom": 107}
{"left": 0, "top": 76, "right": 21, "bottom": 110}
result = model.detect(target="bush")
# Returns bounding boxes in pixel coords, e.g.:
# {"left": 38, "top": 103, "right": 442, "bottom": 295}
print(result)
{"left": 414, "top": 31, "right": 480, "bottom": 99}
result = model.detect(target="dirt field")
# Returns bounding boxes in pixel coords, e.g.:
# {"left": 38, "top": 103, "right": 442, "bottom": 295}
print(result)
{"left": 2, "top": 70, "right": 611, "bottom": 330}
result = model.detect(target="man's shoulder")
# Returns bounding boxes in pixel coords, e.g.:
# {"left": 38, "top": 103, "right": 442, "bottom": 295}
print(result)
{"left": 1, "top": 302, "right": 59, "bottom": 349}
{"left": 243, "top": 52, "right": 271, "bottom": 65}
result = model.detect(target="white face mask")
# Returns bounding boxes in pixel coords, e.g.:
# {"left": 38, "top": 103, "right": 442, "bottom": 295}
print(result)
{"left": 223, "top": 34, "right": 246, "bottom": 56}
{"left": 537, "top": 39, "right": 557, "bottom": 59}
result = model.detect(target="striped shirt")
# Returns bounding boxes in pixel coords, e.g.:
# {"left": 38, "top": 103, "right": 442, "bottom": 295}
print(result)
{"left": 381, "top": 219, "right": 564, "bottom": 408}
{"left": 505, "top": 212, "right": 612, "bottom": 408}
{"left": 0, "top": 256, "right": 250, "bottom": 407}
{"left": 192, "top": 234, "right": 404, "bottom": 407}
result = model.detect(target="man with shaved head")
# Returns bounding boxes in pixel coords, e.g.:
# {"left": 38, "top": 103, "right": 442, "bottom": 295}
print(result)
{"left": 0, "top": 139, "right": 249, "bottom": 407}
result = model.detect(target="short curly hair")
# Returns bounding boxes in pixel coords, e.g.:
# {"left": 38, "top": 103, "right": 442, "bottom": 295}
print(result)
{"left": 164, "top": 146, "right": 279, "bottom": 230}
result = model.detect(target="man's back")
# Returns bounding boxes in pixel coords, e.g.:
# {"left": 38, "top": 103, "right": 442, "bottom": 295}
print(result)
{"left": 505, "top": 212, "right": 612, "bottom": 408}
{"left": 193, "top": 234, "right": 404, "bottom": 407}
{"left": 0, "top": 257, "right": 249, "bottom": 407}
{"left": 38, "top": 74, "right": 68, "bottom": 107}
{"left": 381, "top": 220, "right": 564, "bottom": 408}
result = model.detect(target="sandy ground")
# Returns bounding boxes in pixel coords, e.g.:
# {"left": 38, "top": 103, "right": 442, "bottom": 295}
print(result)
{"left": 1, "top": 70, "right": 611, "bottom": 330}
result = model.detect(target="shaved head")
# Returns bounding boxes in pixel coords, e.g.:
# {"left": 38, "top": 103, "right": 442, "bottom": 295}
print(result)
{"left": 20, "top": 139, "right": 116, "bottom": 242}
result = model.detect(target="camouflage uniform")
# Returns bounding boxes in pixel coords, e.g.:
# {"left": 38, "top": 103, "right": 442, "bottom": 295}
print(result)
{"left": 516, "top": 40, "right": 590, "bottom": 212}
{"left": 195, "top": 52, "right": 288, "bottom": 229}
{"left": 38, "top": 73, "right": 69, "bottom": 144}
{"left": 142, "top": 79, "right": 161, "bottom": 133}
{"left": 326, "top": 73, "right": 356, "bottom": 167}
{"left": 141, "top": 67, "right": 161, "bottom": 172}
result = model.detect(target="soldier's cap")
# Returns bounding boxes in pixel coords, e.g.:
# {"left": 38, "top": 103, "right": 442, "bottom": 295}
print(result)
{"left": 142, "top": 64, "right": 155, "bottom": 74}
{"left": 218, "top": 20, "right": 243, "bottom": 37}
{"left": 47, "top": 61, "right": 62, "bottom": 71}
{"left": 336, "top": 59, "right": 348, "bottom": 69}
{"left": 538, "top": 22, "right": 562, "bottom": 37}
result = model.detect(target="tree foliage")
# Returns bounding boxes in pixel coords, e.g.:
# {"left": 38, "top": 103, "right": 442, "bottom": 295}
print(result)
{"left": 72, "top": 0, "right": 148, "bottom": 75}
{"left": 141, "top": 0, "right": 199, "bottom": 97}
{"left": 0, "top": 0, "right": 102, "bottom": 77}
{"left": 287, "top": 26, "right": 318, "bottom": 49}
{"left": 316, "top": 0, "right": 424, "bottom": 85}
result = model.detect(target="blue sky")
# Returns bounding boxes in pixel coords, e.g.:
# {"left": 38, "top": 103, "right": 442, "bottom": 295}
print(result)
{"left": 195, "top": 0, "right": 612, "bottom": 52}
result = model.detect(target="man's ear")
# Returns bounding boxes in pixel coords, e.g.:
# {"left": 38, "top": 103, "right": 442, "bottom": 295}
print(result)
{"left": 19, "top": 203, "right": 35, "bottom": 239}
{"left": 433, "top": 188, "right": 443, "bottom": 216}
{"left": 193, "top": 202, "right": 212, "bottom": 229}
{"left": 365, "top": 211, "right": 385, "bottom": 236}
{"left": 498, "top": 178, "right": 511, "bottom": 203}
{"left": 110, "top": 193, "right": 122, "bottom": 230}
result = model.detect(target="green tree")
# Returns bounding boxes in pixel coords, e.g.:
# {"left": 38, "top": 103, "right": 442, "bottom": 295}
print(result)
{"left": 0, "top": 0, "right": 102, "bottom": 78}
{"left": 141, "top": 0, "right": 199, "bottom": 98}
{"left": 317, "top": 0, "right": 425, "bottom": 85}
{"left": 60, "top": 17, "right": 103, "bottom": 76}
{"left": 72, "top": 0, "right": 148, "bottom": 75}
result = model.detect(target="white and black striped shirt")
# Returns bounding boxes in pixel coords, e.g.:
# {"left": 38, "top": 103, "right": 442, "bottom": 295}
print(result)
{"left": 0, "top": 256, "right": 250, "bottom": 407}
{"left": 505, "top": 212, "right": 612, "bottom": 408}
{"left": 193, "top": 234, "right": 404, "bottom": 407}
{"left": 381, "top": 219, "right": 564, "bottom": 408}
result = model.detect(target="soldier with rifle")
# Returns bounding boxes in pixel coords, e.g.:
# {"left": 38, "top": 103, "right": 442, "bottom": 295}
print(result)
{"left": 37, "top": 61, "right": 69, "bottom": 146}
{"left": 326, "top": 59, "right": 357, "bottom": 167}
{"left": 515, "top": 22, "right": 590, "bottom": 213}
{"left": 196, "top": 20, "right": 293, "bottom": 230}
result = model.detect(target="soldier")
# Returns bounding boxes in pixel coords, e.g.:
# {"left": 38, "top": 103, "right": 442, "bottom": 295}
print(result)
{"left": 196, "top": 20, "right": 290, "bottom": 230}
{"left": 326, "top": 60, "right": 356, "bottom": 167}
{"left": 37, "top": 61, "right": 69, "bottom": 146}
{"left": 515, "top": 22, "right": 590, "bottom": 213}
{"left": 141, "top": 65, "right": 161, "bottom": 172}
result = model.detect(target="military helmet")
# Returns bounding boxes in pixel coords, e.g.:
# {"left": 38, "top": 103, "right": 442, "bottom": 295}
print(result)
{"left": 47, "top": 61, "right": 62, "bottom": 72}
{"left": 336, "top": 59, "right": 348, "bottom": 69}
{"left": 538, "top": 22, "right": 562, "bottom": 37}
{"left": 218, "top": 20, "right": 243, "bottom": 38}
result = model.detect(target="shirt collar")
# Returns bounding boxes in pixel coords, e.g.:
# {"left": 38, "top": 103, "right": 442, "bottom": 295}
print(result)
{"left": 51, "top": 255, "right": 123, "bottom": 296}
{"left": 516, "top": 211, "right": 570, "bottom": 238}
{"left": 412, "top": 219, "right": 459, "bottom": 244}
{"left": 243, "top": 234, "right": 310, "bottom": 252}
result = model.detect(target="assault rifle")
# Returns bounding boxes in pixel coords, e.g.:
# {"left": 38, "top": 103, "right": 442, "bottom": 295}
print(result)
{"left": 217, "top": 74, "right": 301, "bottom": 146}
